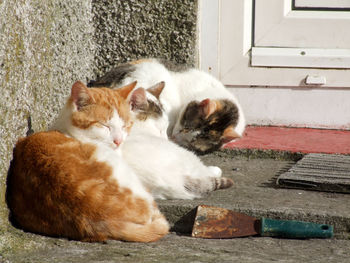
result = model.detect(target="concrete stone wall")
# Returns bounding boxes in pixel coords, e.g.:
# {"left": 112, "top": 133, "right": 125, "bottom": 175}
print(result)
{"left": 0, "top": 0, "right": 96, "bottom": 225}
{"left": 0, "top": 0, "right": 198, "bottom": 231}
{"left": 92, "top": 0, "right": 198, "bottom": 77}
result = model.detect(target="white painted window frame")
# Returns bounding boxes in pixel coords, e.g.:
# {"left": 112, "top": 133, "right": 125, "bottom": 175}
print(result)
{"left": 294, "top": 0, "right": 350, "bottom": 9}
{"left": 199, "top": 0, "right": 350, "bottom": 88}
{"left": 251, "top": 47, "right": 350, "bottom": 69}
{"left": 255, "top": 0, "right": 350, "bottom": 49}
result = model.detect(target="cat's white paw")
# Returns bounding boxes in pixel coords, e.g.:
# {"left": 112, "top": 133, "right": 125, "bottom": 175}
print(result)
{"left": 208, "top": 166, "right": 222, "bottom": 177}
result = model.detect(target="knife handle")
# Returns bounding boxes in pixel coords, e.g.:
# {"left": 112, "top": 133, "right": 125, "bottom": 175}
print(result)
{"left": 260, "top": 217, "right": 333, "bottom": 238}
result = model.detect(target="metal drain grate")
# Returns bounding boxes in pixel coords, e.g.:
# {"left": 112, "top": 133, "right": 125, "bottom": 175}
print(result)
{"left": 277, "top": 153, "right": 350, "bottom": 193}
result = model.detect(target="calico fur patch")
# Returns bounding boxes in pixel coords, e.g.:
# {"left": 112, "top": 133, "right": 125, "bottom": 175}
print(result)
{"left": 157, "top": 59, "right": 188, "bottom": 73}
{"left": 177, "top": 99, "right": 239, "bottom": 154}
{"left": 88, "top": 63, "right": 136, "bottom": 88}
{"left": 134, "top": 99, "right": 163, "bottom": 121}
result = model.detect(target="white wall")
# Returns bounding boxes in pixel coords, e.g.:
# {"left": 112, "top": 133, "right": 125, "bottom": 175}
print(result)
{"left": 229, "top": 86, "right": 350, "bottom": 130}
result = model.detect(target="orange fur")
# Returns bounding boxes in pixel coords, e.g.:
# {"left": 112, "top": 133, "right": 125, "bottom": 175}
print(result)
{"left": 70, "top": 81, "right": 135, "bottom": 132}
{"left": 200, "top": 99, "right": 219, "bottom": 119}
{"left": 129, "top": 59, "right": 153, "bottom": 65}
{"left": 6, "top": 82, "right": 169, "bottom": 242}
{"left": 222, "top": 126, "right": 242, "bottom": 143}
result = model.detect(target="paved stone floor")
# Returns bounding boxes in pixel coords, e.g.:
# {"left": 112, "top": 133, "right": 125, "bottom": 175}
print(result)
{"left": 1, "top": 151, "right": 349, "bottom": 263}
{"left": 2, "top": 232, "right": 350, "bottom": 263}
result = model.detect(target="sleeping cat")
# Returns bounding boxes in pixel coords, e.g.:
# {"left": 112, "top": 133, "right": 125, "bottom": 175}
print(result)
{"left": 88, "top": 58, "right": 246, "bottom": 154}
{"left": 6, "top": 81, "right": 169, "bottom": 242}
{"left": 121, "top": 81, "right": 234, "bottom": 200}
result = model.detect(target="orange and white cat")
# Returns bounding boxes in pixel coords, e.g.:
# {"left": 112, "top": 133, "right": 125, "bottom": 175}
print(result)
{"left": 6, "top": 81, "right": 169, "bottom": 242}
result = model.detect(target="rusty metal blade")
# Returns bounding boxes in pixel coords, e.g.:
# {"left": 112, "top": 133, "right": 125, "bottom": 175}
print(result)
{"left": 191, "top": 205, "right": 260, "bottom": 238}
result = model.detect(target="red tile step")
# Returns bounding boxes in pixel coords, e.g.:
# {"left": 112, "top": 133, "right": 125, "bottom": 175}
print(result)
{"left": 224, "top": 126, "right": 350, "bottom": 154}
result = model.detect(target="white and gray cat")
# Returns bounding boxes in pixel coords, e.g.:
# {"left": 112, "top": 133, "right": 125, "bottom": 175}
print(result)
{"left": 89, "top": 58, "right": 246, "bottom": 154}
{"left": 121, "top": 82, "right": 233, "bottom": 200}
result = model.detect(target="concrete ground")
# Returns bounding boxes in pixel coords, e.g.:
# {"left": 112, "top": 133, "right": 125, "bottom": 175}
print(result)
{"left": 1, "top": 150, "right": 350, "bottom": 263}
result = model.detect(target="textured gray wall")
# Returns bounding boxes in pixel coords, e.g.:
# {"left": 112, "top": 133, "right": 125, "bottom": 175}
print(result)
{"left": 0, "top": 0, "right": 198, "bottom": 241}
{"left": 0, "top": 0, "right": 96, "bottom": 226}
{"left": 92, "top": 0, "right": 198, "bottom": 77}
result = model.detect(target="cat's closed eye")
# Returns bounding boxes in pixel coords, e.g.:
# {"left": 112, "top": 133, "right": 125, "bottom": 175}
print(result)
{"left": 98, "top": 122, "right": 111, "bottom": 131}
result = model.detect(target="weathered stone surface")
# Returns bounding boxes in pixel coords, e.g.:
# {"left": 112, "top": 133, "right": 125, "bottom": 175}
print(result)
{"left": 1, "top": 232, "right": 350, "bottom": 263}
{"left": 0, "top": 0, "right": 198, "bottom": 232}
{"left": 91, "top": 0, "right": 198, "bottom": 78}
{"left": 160, "top": 152, "right": 350, "bottom": 239}
{"left": 1, "top": 153, "right": 350, "bottom": 262}
{"left": 0, "top": 0, "right": 95, "bottom": 228}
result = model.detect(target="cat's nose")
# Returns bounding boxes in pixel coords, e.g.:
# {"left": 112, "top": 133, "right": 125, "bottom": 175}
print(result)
{"left": 113, "top": 139, "right": 122, "bottom": 147}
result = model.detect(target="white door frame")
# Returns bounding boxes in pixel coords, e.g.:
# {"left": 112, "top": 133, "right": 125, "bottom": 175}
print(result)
{"left": 198, "top": 0, "right": 350, "bottom": 130}
{"left": 199, "top": 0, "right": 350, "bottom": 88}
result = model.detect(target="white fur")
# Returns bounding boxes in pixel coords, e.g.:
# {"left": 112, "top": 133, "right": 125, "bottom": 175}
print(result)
{"left": 171, "top": 69, "right": 246, "bottom": 138}
{"left": 122, "top": 131, "right": 222, "bottom": 200}
{"left": 118, "top": 59, "right": 246, "bottom": 139}
{"left": 122, "top": 95, "right": 223, "bottom": 200}
{"left": 208, "top": 166, "right": 222, "bottom": 178}
{"left": 120, "top": 61, "right": 181, "bottom": 130}
{"left": 94, "top": 145, "right": 153, "bottom": 202}
{"left": 50, "top": 99, "right": 154, "bottom": 203}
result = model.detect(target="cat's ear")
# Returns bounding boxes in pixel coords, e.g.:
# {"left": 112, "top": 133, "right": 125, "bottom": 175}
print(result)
{"left": 199, "top": 99, "right": 217, "bottom": 118}
{"left": 129, "top": 88, "right": 148, "bottom": 110}
{"left": 117, "top": 81, "right": 138, "bottom": 100}
{"left": 147, "top": 81, "right": 165, "bottom": 99}
{"left": 221, "top": 126, "right": 242, "bottom": 143}
{"left": 71, "top": 81, "right": 93, "bottom": 110}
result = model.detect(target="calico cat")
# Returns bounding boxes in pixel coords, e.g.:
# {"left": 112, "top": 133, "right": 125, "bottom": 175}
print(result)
{"left": 121, "top": 82, "right": 234, "bottom": 200}
{"left": 6, "top": 81, "right": 169, "bottom": 242}
{"left": 88, "top": 58, "right": 246, "bottom": 154}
